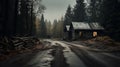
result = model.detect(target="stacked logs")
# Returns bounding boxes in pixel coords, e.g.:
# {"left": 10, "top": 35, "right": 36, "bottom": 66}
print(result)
{"left": 0, "top": 37, "right": 42, "bottom": 57}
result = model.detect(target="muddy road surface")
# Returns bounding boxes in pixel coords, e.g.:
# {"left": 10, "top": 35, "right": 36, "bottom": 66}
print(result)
{"left": 0, "top": 39, "right": 120, "bottom": 67}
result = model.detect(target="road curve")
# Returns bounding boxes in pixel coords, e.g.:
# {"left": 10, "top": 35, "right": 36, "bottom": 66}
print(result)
{"left": 0, "top": 39, "right": 120, "bottom": 67}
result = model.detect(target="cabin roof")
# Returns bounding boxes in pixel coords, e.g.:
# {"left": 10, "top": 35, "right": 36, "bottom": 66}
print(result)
{"left": 72, "top": 22, "right": 91, "bottom": 30}
{"left": 71, "top": 22, "right": 104, "bottom": 30}
{"left": 89, "top": 23, "right": 104, "bottom": 30}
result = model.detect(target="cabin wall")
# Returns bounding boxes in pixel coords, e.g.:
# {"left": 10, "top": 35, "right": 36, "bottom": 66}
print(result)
{"left": 82, "top": 31, "right": 93, "bottom": 39}
{"left": 69, "top": 30, "right": 105, "bottom": 40}
{"left": 64, "top": 22, "right": 105, "bottom": 40}
{"left": 72, "top": 30, "right": 75, "bottom": 40}
{"left": 63, "top": 31, "right": 69, "bottom": 40}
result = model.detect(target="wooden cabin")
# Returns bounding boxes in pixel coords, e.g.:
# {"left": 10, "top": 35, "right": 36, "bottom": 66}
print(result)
{"left": 64, "top": 22, "right": 104, "bottom": 40}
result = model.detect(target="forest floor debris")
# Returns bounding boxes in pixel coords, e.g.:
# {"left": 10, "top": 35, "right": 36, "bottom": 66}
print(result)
{"left": 0, "top": 37, "right": 49, "bottom": 61}
{"left": 71, "top": 36, "right": 120, "bottom": 51}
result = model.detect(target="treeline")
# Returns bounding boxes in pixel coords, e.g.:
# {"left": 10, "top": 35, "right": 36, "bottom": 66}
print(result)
{"left": 36, "top": 14, "right": 64, "bottom": 38}
{"left": 52, "top": 18, "right": 64, "bottom": 38}
{"left": 100, "top": 0, "right": 120, "bottom": 41}
{"left": 0, "top": 0, "right": 46, "bottom": 56}
{"left": 64, "top": 0, "right": 120, "bottom": 41}
{"left": 0, "top": 0, "right": 45, "bottom": 37}
{"left": 16, "top": 0, "right": 35, "bottom": 36}
{"left": 64, "top": 0, "right": 103, "bottom": 25}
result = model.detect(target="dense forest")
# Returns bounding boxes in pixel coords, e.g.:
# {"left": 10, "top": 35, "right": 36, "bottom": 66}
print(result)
{"left": 0, "top": 0, "right": 120, "bottom": 40}
{"left": 0, "top": 0, "right": 120, "bottom": 62}
{"left": 63, "top": 0, "right": 120, "bottom": 41}
{"left": 0, "top": 0, "right": 45, "bottom": 37}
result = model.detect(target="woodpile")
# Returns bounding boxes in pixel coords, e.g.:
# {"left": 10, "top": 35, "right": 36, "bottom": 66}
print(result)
{"left": 0, "top": 37, "right": 43, "bottom": 60}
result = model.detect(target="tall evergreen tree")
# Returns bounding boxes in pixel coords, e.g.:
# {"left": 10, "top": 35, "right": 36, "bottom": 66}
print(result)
{"left": 90, "top": 0, "right": 96, "bottom": 22}
{"left": 59, "top": 17, "right": 64, "bottom": 38}
{"left": 52, "top": 19, "right": 58, "bottom": 38}
{"left": 100, "top": 0, "right": 120, "bottom": 41}
{"left": 0, "top": 0, "right": 19, "bottom": 36}
{"left": 90, "top": 0, "right": 103, "bottom": 22}
{"left": 16, "top": 0, "right": 45, "bottom": 36}
{"left": 16, "top": 0, "right": 31, "bottom": 36}
{"left": 39, "top": 14, "right": 46, "bottom": 38}
{"left": 45, "top": 20, "right": 52, "bottom": 36}
{"left": 72, "top": 0, "right": 86, "bottom": 22}
{"left": 64, "top": 5, "right": 72, "bottom": 25}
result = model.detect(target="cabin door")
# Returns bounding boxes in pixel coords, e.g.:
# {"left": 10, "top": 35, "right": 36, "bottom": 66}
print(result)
{"left": 68, "top": 30, "right": 73, "bottom": 40}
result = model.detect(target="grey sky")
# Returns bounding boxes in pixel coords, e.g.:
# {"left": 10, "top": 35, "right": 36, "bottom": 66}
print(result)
{"left": 42, "top": 0, "right": 76, "bottom": 22}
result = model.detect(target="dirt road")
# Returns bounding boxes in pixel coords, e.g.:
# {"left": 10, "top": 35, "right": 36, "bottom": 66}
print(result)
{"left": 0, "top": 39, "right": 120, "bottom": 67}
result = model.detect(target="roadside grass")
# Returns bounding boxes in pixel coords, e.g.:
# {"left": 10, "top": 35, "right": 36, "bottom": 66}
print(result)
{"left": 90, "top": 36, "right": 120, "bottom": 46}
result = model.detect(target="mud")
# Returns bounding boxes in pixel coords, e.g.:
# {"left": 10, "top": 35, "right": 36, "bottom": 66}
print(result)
{"left": 51, "top": 44, "right": 69, "bottom": 67}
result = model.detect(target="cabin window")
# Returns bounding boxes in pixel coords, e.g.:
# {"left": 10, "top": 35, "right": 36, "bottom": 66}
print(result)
{"left": 79, "top": 32, "right": 82, "bottom": 36}
{"left": 93, "top": 32, "right": 97, "bottom": 37}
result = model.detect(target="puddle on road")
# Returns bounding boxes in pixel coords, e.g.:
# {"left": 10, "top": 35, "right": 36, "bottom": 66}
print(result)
{"left": 55, "top": 41, "right": 87, "bottom": 67}
{"left": 25, "top": 49, "right": 54, "bottom": 67}
{"left": 43, "top": 40, "right": 87, "bottom": 67}
{"left": 64, "top": 50, "right": 87, "bottom": 67}
{"left": 50, "top": 43, "right": 69, "bottom": 67}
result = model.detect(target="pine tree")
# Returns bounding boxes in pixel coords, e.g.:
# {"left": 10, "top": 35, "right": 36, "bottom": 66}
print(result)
{"left": 72, "top": 0, "right": 86, "bottom": 22}
{"left": 1, "top": 0, "right": 18, "bottom": 36}
{"left": 52, "top": 19, "right": 58, "bottom": 38}
{"left": 90, "top": 0, "right": 97, "bottom": 22}
{"left": 64, "top": 5, "right": 72, "bottom": 25}
{"left": 39, "top": 14, "right": 46, "bottom": 38}
{"left": 90, "top": 0, "right": 103, "bottom": 22}
{"left": 16, "top": 0, "right": 30, "bottom": 36}
{"left": 100, "top": 0, "right": 120, "bottom": 41}
{"left": 45, "top": 20, "right": 52, "bottom": 37}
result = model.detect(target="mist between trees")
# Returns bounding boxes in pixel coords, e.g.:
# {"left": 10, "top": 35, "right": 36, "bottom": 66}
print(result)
{"left": 35, "top": 14, "right": 64, "bottom": 38}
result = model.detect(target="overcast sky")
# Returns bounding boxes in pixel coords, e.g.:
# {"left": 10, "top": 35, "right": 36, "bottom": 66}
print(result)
{"left": 42, "top": 0, "right": 76, "bottom": 22}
